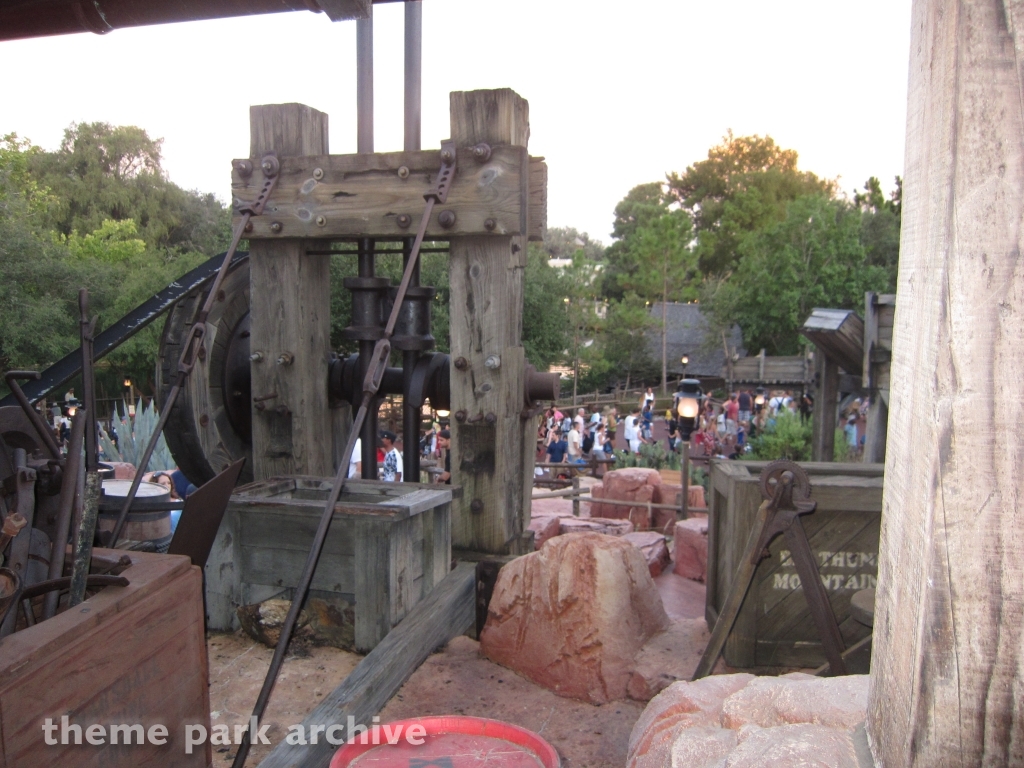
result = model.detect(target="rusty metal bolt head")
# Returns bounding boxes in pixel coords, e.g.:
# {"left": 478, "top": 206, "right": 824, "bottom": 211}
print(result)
{"left": 244, "top": 221, "right": 254, "bottom": 233}
{"left": 454, "top": 356, "right": 468, "bottom": 370}
{"left": 438, "top": 210, "right": 456, "bottom": 229}
{"left": 485, "top": 412, "right": 497, "bottom": 424}
{"left": 316, "top": 215, "right": 327, "bottom": 227}
{"left": 397, "top": 214, "right": 412, "bottom": 229}
{"left": 472, "top": 143, "right": 492, "bottom": 162}
{"left": 440, "top": 148, "right": 455, "bottom": 163}
{"left": 249, "top": 351, "right": 263, "bottom": 363}
{"left": 455, "top": 410, "right": 467, "bottom": 422}
{"left": 276, "top": 352, "right": 294, "bottom": 366}
{"left": 254, "top": 402, "right": 266, "bottom": 411}
{"left": 234, "top": 159, "right": 253, "bottom": 178}
{"left": 270, "top": 221, "right": 283, "bottom": 234}
{"left": 484, "top": 218, "right": 496, "bottom": 231}
{"left": 200, "top": 414, "right": 209, "bottom": 427}
{"left": 216, "top": 289, "right": 226, "bottom": 302}
{"left": 197, "top": 345, "right": 207, "bottom": 362}
{"left": 470, "top": 499, "right": 484, "bottom": 514}
{"left": 313, "top": 167, "right": 324, "bottom": 180}
{"left": 275, "top": 404, "right": 290, "bottom": 415}
{"left": 261, "top": 155, "right": 280, "bottom": 177}
{"left": 484, "top": 355, "right": 501, "bottom": 370}
{"left": 397, "top": 165, "right": 410, "bottom": 179}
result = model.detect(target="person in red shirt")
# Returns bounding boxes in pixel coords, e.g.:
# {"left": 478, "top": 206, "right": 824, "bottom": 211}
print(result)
{"left": 725, "top": 393, "right": 740, "bottom": 437}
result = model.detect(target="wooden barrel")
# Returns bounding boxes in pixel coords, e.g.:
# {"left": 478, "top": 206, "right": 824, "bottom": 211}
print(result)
{"left": 97, "top": 480, "right": 174, "bottom": 552}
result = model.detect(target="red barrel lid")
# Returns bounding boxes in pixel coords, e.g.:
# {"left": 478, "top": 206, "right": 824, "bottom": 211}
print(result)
{"left": 330, "top": 716, "right": 560, "bottom": 768}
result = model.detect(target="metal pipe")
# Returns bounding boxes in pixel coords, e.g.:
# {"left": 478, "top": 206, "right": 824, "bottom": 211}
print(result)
{"left": 402, "top": 243, "right": 421, "bottom": 482}
{"left": 358, "top": 238, "right": 379, "bottom": 479}
{"left": 356, "top": 8, "right": 374, "bottom": 154}
{"left": 42, "top": 410, "right": 86, "bottom": 619}
{"left": 404, "top": 0, "right": 422, "bottom": 152}
{"left": 3, "top": 371, "right": 61, "bottom": 458}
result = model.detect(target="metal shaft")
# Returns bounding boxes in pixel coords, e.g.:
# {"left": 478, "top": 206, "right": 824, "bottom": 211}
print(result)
{"left": 358, "top": 239, "right": 380, "bottom": 479}
{"left": 404, "top": 0, "right": 422, "bottom": 152}
{"left": 402, "top": 245, "right": 420, "bottom": 482}
{"left": 356, "top": 8, "right": 374, "bottom": 154}
{"left": 43, "top": 410, "right": 86, "bottom": 619}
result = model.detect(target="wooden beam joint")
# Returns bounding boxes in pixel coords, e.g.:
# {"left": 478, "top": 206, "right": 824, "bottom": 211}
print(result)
{"left": 232, "top": 147, "right": 547, "bottom": 241}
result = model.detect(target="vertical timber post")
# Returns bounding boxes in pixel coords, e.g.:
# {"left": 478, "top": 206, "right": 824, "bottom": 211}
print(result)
{"left": 248, "top": 104, "right": 332, "bottom": 480}
{"left": 868, "top": 1, "right": 1024, "bottom": 764}
{"left": 811, "top": 348, "right": 837, "bottom": 462}
{"left": 448, "top": 89, "right": 532, "bottom": 555}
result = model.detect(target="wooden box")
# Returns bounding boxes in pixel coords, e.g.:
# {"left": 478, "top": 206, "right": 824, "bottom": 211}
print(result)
{"left": 206, "top": 477, "right": 452, "bottom": 652}
{"left": 0, "top": 551, "right": 210, "bottom": 767}
{"left": 706, "top": 460, "right": 883, "bottom": 669}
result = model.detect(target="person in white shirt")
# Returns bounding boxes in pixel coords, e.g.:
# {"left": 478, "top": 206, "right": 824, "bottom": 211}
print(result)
{"left": 624, "top": 407, "right": 642, "bottom": 453}
{"left": 348, "top": 437, "right": 362, "bottom": 479}
{"left": 379, "top": 431, "right": 402, "bottom": 482}
{"left": 567, "top": 426, "right": 583, "bottom": 462}
{"left": 573, "top": 408, "right": 586, "bottom": 434}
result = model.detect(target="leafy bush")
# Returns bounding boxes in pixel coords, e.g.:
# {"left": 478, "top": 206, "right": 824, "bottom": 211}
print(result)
{"left": 613, "top": 440, "right": 681, "bottom": 470}
{"left": 99, "top": 398, "right": 175, "bottom": 472}
{"left": 745, "top": 412, "right": 812, "bottom": 462}
{"left": 833, "top": 428, "right": 851, "bottom": 462}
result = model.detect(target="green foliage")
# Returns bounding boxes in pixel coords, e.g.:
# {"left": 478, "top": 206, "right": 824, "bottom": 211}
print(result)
{"left": 666, "top": 132, "right": 834, "bottom": 276}
{"left": 521, "top": 245, "right": 573, "bottom": 369}
{"left": 745, "top": 411, "right": 812, "bottom": 461}
{"left": 833, "top": 427, "right": 852, "bottom": 463}
{"left": 704, "top": 194, "right": 890, "bottom": 355}
{"left": 538, "top": 226, "right": 605, "bottom": 263}
{"left": 602, "top": 293, "right": 659, "bottom": 389}
{"left": 855, "top": 176, "right": 902, "bottom": 292}
{"left": 100, "top": 398, "right": 175, "bottom": 472}
{"left": 613, "top": 441, "right": 680, "bottom": 470}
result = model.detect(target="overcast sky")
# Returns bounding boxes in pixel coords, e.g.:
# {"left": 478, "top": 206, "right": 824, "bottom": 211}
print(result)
{"left": 1, "top": 0, "right": 912, "bottom": 245}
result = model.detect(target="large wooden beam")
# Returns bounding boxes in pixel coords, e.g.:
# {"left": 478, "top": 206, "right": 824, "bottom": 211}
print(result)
{"left": 810, "top": 349, "right": 838, "bottom": 462}
{"left": 448, "top": 89, "right": 535, "bottom": 555}
{"left": 231, "top": 148, "right": 546, "bottom": 241}
{"left": 257, "top": 562, "right": 476, "bottom": 768}
{"left": 868, "top": 1, "right": 1024, "bottom": 763}
{"left": 247, "top": 104, "right": 332, "bottom": 480}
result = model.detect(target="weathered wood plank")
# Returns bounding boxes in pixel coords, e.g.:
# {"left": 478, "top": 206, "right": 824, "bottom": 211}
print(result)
{"left": 811, "top": 350, "right": 839, "bottom": 461}
{"left": 232, "top": 147, "right": 543, "bottom": 239}
{"left": 869, "top": 1, "right": 1024, "bottom": 764}
{"left": 248, "top": 103, "right": 331, "bottom": 481}
{"left": 528, "top": 156, "right": 547, "bottom": 241}
{"left": 448, "top": 89, "right": 533, "bottom": 555}
{"left": 354, "top": 518, "right": 390, "bottom": 652}
{"left": 257, "top": 562, "right": 475, "bottom": 768}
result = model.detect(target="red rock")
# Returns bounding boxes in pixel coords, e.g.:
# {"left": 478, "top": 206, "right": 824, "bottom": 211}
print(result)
{"left": 590, "top": 468, "right": 662, "bottom": 530}
{"left": 627, "top": 674, "right": 755, "bottom": 768}
{"left": 721, "top": 723, "right": 859, "bottom": 767}
{"left": 673, "top": 517, "right": 709, "bottom": 581}
{"left": 651, "top": 507, "right": 677, "bottom": 535}
{"left": 528, "top": 515, "right": 561, "bottom": 549}
{"left": 623, "top": 531, "right": 671, "bottom": 578}
{"left": 480, "top": 532, "right": 669, "bottom": 704}
{"left": 558, "top": 516, "right": 633, "bottom": 536}
{"left": 688, "top": 484, "right": 707, "bottom": 509}
{"left": 721, "top": 675, "right": 870, "bottom": 730}
{"left": 652, "top": 483, "right": 681, "bottom": 507}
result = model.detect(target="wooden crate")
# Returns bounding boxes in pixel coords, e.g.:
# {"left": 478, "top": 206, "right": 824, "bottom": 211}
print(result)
{"left": 0, "top": 551, "right": 210, "bottom": 767}
{"left": 706, "top": 460, "right": 883, "bottom": 669}
{"left": 206, "top": 477, "right": 452, "bottom": 652}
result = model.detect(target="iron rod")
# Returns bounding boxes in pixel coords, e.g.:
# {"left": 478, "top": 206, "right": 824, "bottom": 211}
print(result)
{"left": 404, "top": 0, "right": 422, "bottom": 152}
{"left": 356, "top": 8, "right": 374, "bottom": 154}
{"left": 3, "top": 372, "right": 61, "bottom": 458}
{"left": 42, "top": 410, "right": 85, "bottom": 619}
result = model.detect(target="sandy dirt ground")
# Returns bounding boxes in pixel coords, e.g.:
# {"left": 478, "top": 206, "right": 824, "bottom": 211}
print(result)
{"left": 206, "top": 564, "right": 707, "bottom": 768}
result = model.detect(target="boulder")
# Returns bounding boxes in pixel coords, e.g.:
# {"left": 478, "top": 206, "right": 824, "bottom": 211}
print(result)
{"left": 720, "top": 723, "right": 860, "bottom": 768}
{"left": 528, "top": 514, "right": 562, "bottom": 549}
{"left": 590, "top": 468, "right": 662, "bottom": 530}
{"left": 673, "top": 516, "right": 709, "bottom": 581}
{"left": 237, "top": 598, "right": 313, "bottom": 648}
{"left": 626, "top": 617, "right": 711, "bottom": 701}
{"left": 688, "top": 484, "right": 707, "bottom": 509}
{"left": 623, "top": 531, "right": 671, "bottom": 577}
{"left": 651, "top": 507, "right": 677, "bottom": 535}
{"left": 480, "top": 532, "right": 669, "bottom": 704}
{"left": 627, "top": 674, "right": 755, "bottom": 768}
{"left": 558, "top": 516, "right": 633, "bottom": 536}
{"left": 721, "top": 675, "right": 870, "bottom": 730}
{"left": 628, "top": 674, "right": 869, "bottom": 768}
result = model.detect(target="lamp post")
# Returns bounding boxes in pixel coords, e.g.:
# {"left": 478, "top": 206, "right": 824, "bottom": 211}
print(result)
{"left": 676, "top": 378, "right": 701, "bottom": 520}
{"left": 754, "top": 386, "right": 766, "bottom": 413}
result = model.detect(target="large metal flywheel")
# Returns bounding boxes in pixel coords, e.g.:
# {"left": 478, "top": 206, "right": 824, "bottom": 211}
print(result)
{"left": 156, "top": 258, "right": 254, "bottom": 486}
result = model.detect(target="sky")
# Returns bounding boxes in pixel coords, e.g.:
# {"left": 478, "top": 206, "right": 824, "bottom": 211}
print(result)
{"left": 1, "top": 0, "right": 912, "bottom": 245}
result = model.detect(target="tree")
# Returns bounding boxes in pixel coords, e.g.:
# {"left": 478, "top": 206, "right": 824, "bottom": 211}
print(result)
{"left": 538, "top": 226, "right": 605, "bottom": 263}
{"left": 522, "top": 245, "right": 573, "bottom": 369}
{"left": 602, "top": 182, "right": 670, "bottom": 299}
{"left": 705, "top": 194, "right": 890, "bottom": 355}
{"left": 855, "top": 176, "right": 902, "bottom": 291}
{"left": 616, "top": 209, "right": 698, "bottom": 392}
{"left": 667, "top": 132, "right": 833, "bottom": 275}
{"left": 603, "top": 293, "right": 658, "bottom": 391}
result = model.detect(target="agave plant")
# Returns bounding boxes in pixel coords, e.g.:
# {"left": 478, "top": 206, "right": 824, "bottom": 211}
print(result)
{"left": 99, "top": 398, "right": 175, "bottom": 473}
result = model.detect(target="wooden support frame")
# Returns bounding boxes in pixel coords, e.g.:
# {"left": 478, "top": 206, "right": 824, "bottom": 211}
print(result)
{"left": 232, "top": 148, "right": 547, "bottom": 241}
{"left": 448, "top": 89, "right": 535, "bottom": 555}
{"left": 248, "top": 103, "right": 332, "bottom": 481}
{"left": 810, "top": 349, "right": 839, "bottom": 462}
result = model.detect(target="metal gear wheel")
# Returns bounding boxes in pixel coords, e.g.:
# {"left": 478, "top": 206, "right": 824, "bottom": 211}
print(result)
{"left": 758, "top": 459, "right": 811, "bottom": 501}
